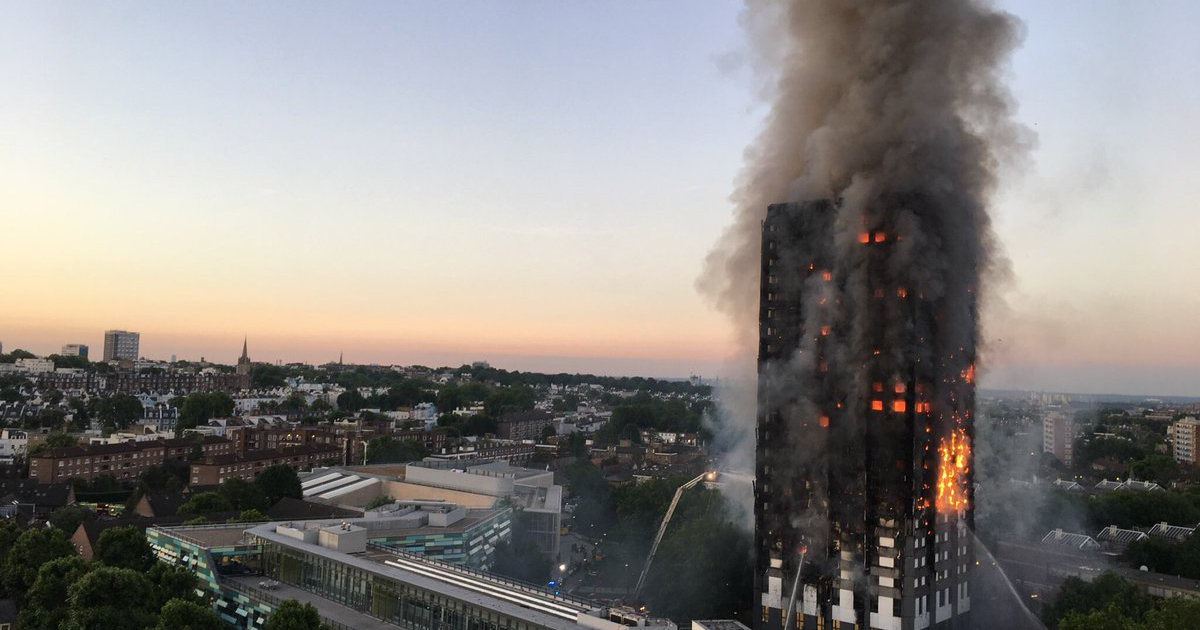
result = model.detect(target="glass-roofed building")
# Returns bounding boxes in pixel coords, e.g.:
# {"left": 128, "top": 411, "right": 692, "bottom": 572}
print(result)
{"left": 148, "top": 520, "right": 675, "bottom": 630}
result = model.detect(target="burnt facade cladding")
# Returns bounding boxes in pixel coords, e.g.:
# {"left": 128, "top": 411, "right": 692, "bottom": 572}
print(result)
{"left": 755, "top": 201, "right": 975, "bottom": 630}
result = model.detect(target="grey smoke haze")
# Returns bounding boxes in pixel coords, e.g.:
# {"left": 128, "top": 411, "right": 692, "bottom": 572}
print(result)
{"left": 701, "top": 0, "right": 1030, "bottom": 518}
{"left": 700, "top": 0, "right": 1027, "bottom": 330}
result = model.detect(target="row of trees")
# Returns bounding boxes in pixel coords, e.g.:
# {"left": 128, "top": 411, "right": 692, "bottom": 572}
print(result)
{"left": 0, "top": 520, "right": 329, "bottom": 630}
{"left": 592, "top": 392, "right": 710, "bottom": 446}
{"left": 178, "top": 464, "right": 302, "bottom": 515}
{"left": 1045, "top": 572, "right": 1200, "bottom": 629}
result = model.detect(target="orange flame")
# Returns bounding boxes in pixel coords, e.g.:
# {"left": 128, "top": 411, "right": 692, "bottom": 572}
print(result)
{"left": 936, "top": 430, "right": 970, "bottom": 513}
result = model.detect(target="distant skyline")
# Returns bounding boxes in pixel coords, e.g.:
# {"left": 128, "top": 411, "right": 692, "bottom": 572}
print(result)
{"left": 2, "top": 1, "right": 1198, "bottom": 396}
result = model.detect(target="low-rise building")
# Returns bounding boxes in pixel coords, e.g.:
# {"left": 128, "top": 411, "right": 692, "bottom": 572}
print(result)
{"left": 147, "top": 521, "right": 675, "bottom": 630}
{"left": 28, "top": 436, "right": 234, "bottom": 484}
{"left": 498, "top": 410, "right": 553, "bottom": 441}
{"left": 189, "top": 444, "right": 341, "bottom": 485}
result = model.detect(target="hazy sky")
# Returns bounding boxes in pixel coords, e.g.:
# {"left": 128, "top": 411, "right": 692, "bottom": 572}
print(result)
{"left": 2, "top": 2, "right": 1197, "bottom": 395}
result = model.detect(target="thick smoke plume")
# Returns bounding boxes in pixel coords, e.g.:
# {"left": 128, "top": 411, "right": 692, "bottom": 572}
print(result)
{"left": 701, "top": 0, "right": 1029, "bottom": 516}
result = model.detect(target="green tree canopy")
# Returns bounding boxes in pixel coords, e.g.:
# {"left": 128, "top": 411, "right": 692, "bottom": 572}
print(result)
{"left": 264, "top": 599, "right": 324, "bottom": 630}
{"left": 90, "top": 393, "right": 144, "bottom": 431}
{"left": 1, "top": 527, "right": 76, "bottom": 600}
{"left": 177, "top": 491, "right": 233, "bottom": 516}
{"left": 229, "top": 509, "right": 269, "bottom": 523}
{"left": 94, "top": 526, "right": 155, "bottom": 572}
{"left": 48, "top": 504, "right": 98, "bottom": 534}
{"left": 365, "top": 436, "right": 429, "bottom": 464}
{"left": 1044, "top": 572, "right": 1153, "bottom": 629}
{"left": 255, "top": 464, "right": 303, "bottom": 506}
{"left": 63, "top": 566, "right": 158, "bottom": 630}
{"left": 336, "top": 389, "right": 366, "bottom": 412}
{"left": 18, "top": 556, "right": 91, "bottom": 630}
{"left": 174, "top": 392, "right": 235, "bottom": 433}
{"left": 218, "top": 478, "right": 270, "bottom": 512}
{"left": 154, "top": 598, "right": 224, "bottom": 630}
{"left": 147, "top": 562, "right": 201, "bottom": 607}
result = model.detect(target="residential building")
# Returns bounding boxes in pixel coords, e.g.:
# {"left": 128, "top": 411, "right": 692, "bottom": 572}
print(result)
{"left": 429, "top": 441, "right": 536, "bottom": 465}
{"left": 146, "top": 520, "right": 674, "bottom": 630}
{"left": 189, "top": 444, "right": 341, "bottom": 485}
{"left": 755, "top": 201, "right": 976, "bottom": 630}
{"left": 103, "top": 330, "right": 140, "bottom": 361}
{"left": 1171, "top": 417, "right": 1200, "bottom": 466}
{"left": 33, "top": 371, "right": 251, "bottom": 393}
{"left": 60, "top": 344, "right": 89, "bottom": 358}
{"left": 1043, "top": 412, "right": 1075, "bottom": 466}
{"left": 0, "top": 429, "right": 29, "bottom": 464}
{"left": 498, "top": 410, "right": 553, "bottom": 440}
{"left": 28, "top": 436, "right": 234, "bottom": 484}
{"left": 14, "top": 358, "right": 54, "bottom": 374}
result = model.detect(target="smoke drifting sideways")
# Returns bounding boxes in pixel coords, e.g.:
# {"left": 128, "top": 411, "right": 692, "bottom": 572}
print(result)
{"left": 700, "top": 0, "right": 1030, "bottom": 527}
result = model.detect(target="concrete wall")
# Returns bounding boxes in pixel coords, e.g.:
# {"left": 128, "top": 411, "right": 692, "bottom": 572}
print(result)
{"left": 404, "top": 465, "right": 514, "bottom": 496}
{"left": 380, "top": 480, "right": 498, "bottom": 508}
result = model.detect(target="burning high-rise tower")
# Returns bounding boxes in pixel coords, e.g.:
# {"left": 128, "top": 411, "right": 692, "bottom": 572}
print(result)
{"left": 754, "top": 197, "right": 976, "bottom": 630}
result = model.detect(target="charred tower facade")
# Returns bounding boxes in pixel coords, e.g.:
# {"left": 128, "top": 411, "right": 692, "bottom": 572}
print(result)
{"left": 755, "top": 200, "right": 975, "bottom": 630}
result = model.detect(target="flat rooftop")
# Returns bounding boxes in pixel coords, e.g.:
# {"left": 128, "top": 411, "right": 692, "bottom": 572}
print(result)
{"left": 248, "top": 522, "right": 592, "bottom": 630}
{"left": 225, "top": 575, "right": 398, "bottom": 630}
{"left": 163, "top": 525, "right": 256, "bottom": 548}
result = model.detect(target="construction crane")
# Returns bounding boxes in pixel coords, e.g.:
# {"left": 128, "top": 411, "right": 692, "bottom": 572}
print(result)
{"left": 632, "top": 470, "right": 716, "bottom": 599}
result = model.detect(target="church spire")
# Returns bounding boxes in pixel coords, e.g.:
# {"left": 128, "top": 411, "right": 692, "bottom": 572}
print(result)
{"left": 241, "top": 336, "right": 249, "bottom": 361}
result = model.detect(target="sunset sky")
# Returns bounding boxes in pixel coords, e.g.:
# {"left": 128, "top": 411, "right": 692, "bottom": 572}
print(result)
{"left": 2, "top": 1, "right": 1198, "bottom": 395}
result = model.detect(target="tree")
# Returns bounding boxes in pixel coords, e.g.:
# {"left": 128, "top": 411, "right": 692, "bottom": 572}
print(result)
{"left": 0, "top": 520, "right": 22, "bottom": 567}
{"left": 175, "top": 392, "right": 235, "bottom": 433}
{"left": 365, "top": 495, "right": 395, "bottom": 510}
{"left": 336, "top": 389, "right": 366, "bottom": 412}
{"left": 91, "top": 393, "right": 144, "bottom": 431}
{"left": 365, "top": 436, "right": 429, "bottom": 464}
{"left": 229, "top": 509, "right": 269, "bottom": 523}
{"left": 1, "top": 349, "right": 36, "bottom": 361}
{"left": 177, "top": 491, "right": 233, "bottom": 515}
{"left": 249, "top": 364, "right": 288, "bottom": 388}
{"left": 44, "top": 387, "right": 65, "bottom": 405}
{"left": 147, "top": 562, "right": 201, "bottom": 607}
{"left": 539, "top": 424, "right": 557, "bottom": 443}
{"left": 218, "top": 478, "right": 269, "bottom": 512}
{"left": 264, "top": 599, "right": 324, "bottom": 630}
{"left": 1044, "top": 573, "right": 1152, "bottom": 629}
{"left": 45, "top": 432, "right": 79, "bottom": 449}
{"left": 155, "top": 599, "right": 224, "bottom": 630}
{"left": 18, "top": 556, "right": 91, "bottom": 630}
{"left": 94, "top": 527, "right": 155, "bottom": 572}
{"left": 566, "top": 432, "right": 588, "bottom": 457}
{"left": 1, "top": 527, "right": 76, "bottom": 599}
{"left": 63, "top": 566, "right": 157, "bottom": 630}
{"left": 48, "top": 504, "right": 98, "bottom": 534}
{"left": 255, "top": 464, "right": 302, "bottom": 506}
{"left": 1130, "top": 454, "right": 1180, "bottom": 486}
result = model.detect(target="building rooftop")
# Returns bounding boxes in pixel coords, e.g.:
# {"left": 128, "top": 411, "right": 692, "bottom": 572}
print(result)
{"left": 249, "top": 521, "right": 596, "bottom": 630}
{"left": 1147, "top": 522, "right": 1196, "bottom": 542}
{"left": 1096, "top": 525, "right": 1148, "bottom": 546}
{"left": 1041, "top": 529, "right": 1101, "bottom": 551}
